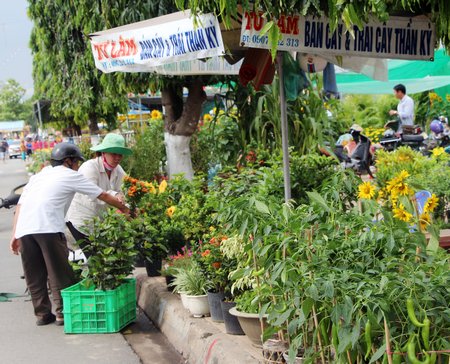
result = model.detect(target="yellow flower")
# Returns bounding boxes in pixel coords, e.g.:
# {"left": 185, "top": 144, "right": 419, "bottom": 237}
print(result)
{"left": 393, "top": 182, "right": 412, "bottom": 196}
{"left": 396, "top": 170, "right": 410, "bottom": 182}
{"left": 148, "top": 183, "right": 156, "bottom": 194}
{"left": 446, "top": 94, "right": 450, "bottom": 102}
{"left": 151, "top": 110, "right": 162, "bottom": 120}
{"left": 358, "top": 181, "right": 376, "bottom": 199}
{"left": 203, "top": 114, "right": 212, "bottom": 122}
{"left": 424, "top": 194, "right": 439, "bottom": 213}
{"left": 393, "top": 204, "right": 413, "bottom": 222}
{"left": 158, "top": 179, "right": 167, "bottom": 194}
{"left": 419, "top": 213, "right": 431, "bottom": 231}
{"left": 166, "top": 206, "right": 176, "bottom": 218}
{"left": 432, "top": 147, "right": 445, "bottom": 158}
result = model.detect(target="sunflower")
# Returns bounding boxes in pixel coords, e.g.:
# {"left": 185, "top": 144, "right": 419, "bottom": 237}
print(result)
{"left": 419, "top": 213, "right": 431, "bottom": 231}
{"left": 432, "top": 147, "right": 445, "bottom": 158}
{"left": 203, "top": 114, "right": 213, "bottom": 122}
{"left": 424, "top": 194, "right": 439, "bottom": 213}
{"left": 151, "top": 109, "right": 162, "bottom": 120}
{"left": 393, "top": 204, "right": 413, "bottom": 222}
{"left": 358, "top": 181, "right": 376, "bottom": 199}
{"left": 166, "top": 205, "right": 176, "bottom": 218}
{"left": 159, "top": 179, "right": 168, "bottom": 194}
{"left": 396, "top": 170, "right": 410, "bottom": 182}
{"left": 393, "top": 182, "right": 412, "bottom": 196}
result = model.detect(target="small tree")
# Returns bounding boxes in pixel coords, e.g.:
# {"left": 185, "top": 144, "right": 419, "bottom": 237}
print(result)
{"left": 0, "top": 79, "right": 32, "bottom": 123}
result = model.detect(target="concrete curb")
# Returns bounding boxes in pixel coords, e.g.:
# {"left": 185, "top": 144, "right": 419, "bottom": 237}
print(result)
{"left": 136, "top": 275, "right": 262, "bottom": 364}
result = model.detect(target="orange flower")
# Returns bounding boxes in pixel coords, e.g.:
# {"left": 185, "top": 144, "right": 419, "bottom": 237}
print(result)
{"left": 201, "top": 250, "right": 211, "bottom": 257}
{"left": 212, "top": 262, "right": 221, "bottom": 269}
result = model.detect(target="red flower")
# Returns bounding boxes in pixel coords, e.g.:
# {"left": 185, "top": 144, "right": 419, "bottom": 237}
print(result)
{"left": 212, "top": 262, "right": 221, "bottom": 269}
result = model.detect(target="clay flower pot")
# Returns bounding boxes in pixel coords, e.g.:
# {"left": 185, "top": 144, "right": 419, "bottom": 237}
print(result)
{"left": 229, "top": 307, "right": 267, "bottom": 347}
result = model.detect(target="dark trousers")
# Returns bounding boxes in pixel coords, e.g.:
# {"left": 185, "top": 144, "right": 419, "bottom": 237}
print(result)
{"left": 66, "top": 221, "right": 91, "bottom": 259}
{"left": 20, "top": 233, "right": 76, "bottom": 318}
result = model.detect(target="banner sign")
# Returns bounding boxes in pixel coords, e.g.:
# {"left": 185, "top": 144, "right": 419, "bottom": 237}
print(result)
{"left": 90, "top": 13, "right": 225, "bottom": 73}
{"left": 240, "top": 12, "right": 435, "bottom": 60}
{"left": 138, "top": 57, "right": 242, "bottom": 75}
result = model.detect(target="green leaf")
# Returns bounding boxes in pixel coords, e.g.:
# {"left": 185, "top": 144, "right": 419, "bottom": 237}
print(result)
{"left": 259, "top": 20, "right": 273, "bottom": 36}
{"left": 307, "top": 191, "right": 331, "bottom": 212}
{"left": 369, "top": 344, "right": 386, "bottom": 363}
{"left": 255, "top": 200, "right": 270, "bottom": 215}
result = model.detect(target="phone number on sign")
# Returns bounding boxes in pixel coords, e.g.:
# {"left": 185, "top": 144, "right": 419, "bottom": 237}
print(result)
{"left": 242, "top": 35, "right": 300, "bottom": 48}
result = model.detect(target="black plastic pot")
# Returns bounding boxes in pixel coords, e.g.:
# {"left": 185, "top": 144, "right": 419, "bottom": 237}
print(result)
{"left": 165, "top": 275, "right": 175, "bottom": 291}
{"left": 134, "top": 254, "right": 146, "bottom": 268}
{"left": 220, "top": 300, "right": 244, "bottom": 335}
{"left": 144, "top": 257, "right": 162, "bottom": 277}
{"left": 207, "top": 291, "right": 225, "bottom": 322}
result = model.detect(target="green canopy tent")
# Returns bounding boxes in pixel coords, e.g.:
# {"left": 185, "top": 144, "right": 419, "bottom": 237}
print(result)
{"left": 336, "top": 49, "right": 450, "bottom": 96}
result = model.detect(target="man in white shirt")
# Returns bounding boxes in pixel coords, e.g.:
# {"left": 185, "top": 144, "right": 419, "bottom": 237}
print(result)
{"left": 9, "top": 143, "right": 129, "bottom": 326}
{"left": 389, "top": 84, "right": 415, "bottom": 134}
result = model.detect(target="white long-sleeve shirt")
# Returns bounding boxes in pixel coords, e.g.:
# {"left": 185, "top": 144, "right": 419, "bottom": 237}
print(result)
{"left": 66, "top": 157, "right": 125, "bottom": 233}
{"left": 15, "top": 166, "right": 103, "bottom": 238}
{"left": 397, "top": 94, "right": 415, "bottom": 126}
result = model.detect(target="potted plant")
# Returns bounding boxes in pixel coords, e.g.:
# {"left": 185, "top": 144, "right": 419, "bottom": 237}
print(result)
{"left": 196, "top": 236, "right": 236, "bottom": 322}
{"left": 161, "top": 247, "right": 193, "bottom": 291}
{"left": 62, "top": 211, "right": 138, "bottom": 333}
{"left": 229, "top": 290, "right": 268, "bottom": 347}
{"left": 170, "top": 261, "right": 213, "bottom": 318}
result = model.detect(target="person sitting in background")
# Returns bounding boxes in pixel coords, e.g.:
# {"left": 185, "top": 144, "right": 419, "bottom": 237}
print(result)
{"left": 66, "top": 133, "right": 132, "bottom": 258}
{"left": 389, "top": 84, "right": 414, "bottom": 134}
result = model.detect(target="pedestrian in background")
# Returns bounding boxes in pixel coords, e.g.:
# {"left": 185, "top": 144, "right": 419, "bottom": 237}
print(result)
{"left": 20, "top": 140, "right": 27, "bottom": 161}
{"left": 389, "top": 84, "right": 415, "bottom": 134}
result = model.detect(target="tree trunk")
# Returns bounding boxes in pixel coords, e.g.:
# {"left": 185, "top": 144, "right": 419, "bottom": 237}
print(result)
{"left": 88, "top": 113, "right": 100, "bottom": 134}
{"left": 161, "top": 78, "right": 206, "bottom": 180}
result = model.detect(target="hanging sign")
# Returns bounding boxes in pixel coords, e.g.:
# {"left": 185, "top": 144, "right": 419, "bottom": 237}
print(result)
{"left": 90, "top": 12, "right": 225, "bottom": 73}
{"left": 114, "top": 57, "right": 242, "bottom": 75}
{"left": 240, "top": 12, "right": 435, "bottom": 60}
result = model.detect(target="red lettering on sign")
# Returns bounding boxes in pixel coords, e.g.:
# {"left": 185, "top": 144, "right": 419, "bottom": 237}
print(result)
{"left": 93, "top": 36, "right": 137, "bottom": 60}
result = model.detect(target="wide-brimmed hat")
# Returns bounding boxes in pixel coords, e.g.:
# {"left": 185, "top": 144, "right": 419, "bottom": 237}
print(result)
{"left": 91, "top": 133, "right": 132, "bottom": 155}
{"left": 350, "top": 124, "right": 364, "bottom": 132}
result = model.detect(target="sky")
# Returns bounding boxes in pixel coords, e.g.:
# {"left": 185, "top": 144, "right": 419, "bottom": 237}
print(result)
{"left": 0, "top": 0, "right": 34, "bottom": 97}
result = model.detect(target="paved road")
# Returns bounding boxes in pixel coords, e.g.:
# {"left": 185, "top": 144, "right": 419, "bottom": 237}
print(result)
{"left": 0, "top": 158, "right": 183, "bottom": 364}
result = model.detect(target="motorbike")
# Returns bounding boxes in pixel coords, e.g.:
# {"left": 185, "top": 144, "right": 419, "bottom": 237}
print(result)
{"left": 1, "top": 183, "right": 87, "bottom": 264}
{"left": 333, "top": 128, "right": 374, "bottom": 176}
{"left": 0, "top": 184, "right": 26, "bottom": 209}
{"left": 379, "top": 119, "right": 426, "bottom": 151}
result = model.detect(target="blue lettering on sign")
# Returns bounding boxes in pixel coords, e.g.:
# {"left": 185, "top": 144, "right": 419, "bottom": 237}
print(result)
{"left": 394, "top": 28, "right": 418, "bottom": 55}
{"left": 169, "top": 33, "right": 187, "bottom": 56}
{"left": 185, "top": 28, "right": 208, "bottom": 52}
{"left": 375, "top": 27, "right": 393, "bottom": 54}
{"left": 353, "top": 25, "right": 373, "bottom": 53}
{"left": 419, "top": 30, "right": 432, "bottom": 56}
{"left": 325, "top": 23, "right": 343, "bottom": 50}
{"left": 204, "top": 25, "right": 219, "bottom": 48}
{"left": 304, "top": 20, "right": 323, "bottom": 48}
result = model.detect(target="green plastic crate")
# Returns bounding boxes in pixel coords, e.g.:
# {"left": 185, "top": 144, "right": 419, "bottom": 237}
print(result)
{"left": 61, "top": 278, "right": 136, "bottom": 334}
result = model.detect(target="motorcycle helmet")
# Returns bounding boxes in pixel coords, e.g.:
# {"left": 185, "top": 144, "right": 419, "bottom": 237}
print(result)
{"left": 51, "top": 142, "right": 85, "bottom": 162}
{"left": 430, "top": 119, "right": 444, "bottom": 134}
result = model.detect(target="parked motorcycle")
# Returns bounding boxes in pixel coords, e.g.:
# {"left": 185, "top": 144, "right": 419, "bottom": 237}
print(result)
{"left": 379, "top": 119, "right": 426, "bottom": 151}
{"left": 333, "top": 127, "right": 373, "bottom": 176}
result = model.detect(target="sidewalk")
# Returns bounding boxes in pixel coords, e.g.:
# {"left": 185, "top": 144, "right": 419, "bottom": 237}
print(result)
{"left": 136, "top": 274, "right": 264, "bottom": 364}
{"left": 0, "top": 159, "right": 182, "bottom": 364}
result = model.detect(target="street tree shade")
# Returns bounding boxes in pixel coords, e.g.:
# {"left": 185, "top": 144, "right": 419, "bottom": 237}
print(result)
{"left": 28, "top": 0, "right": 235, "bottom": 178}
